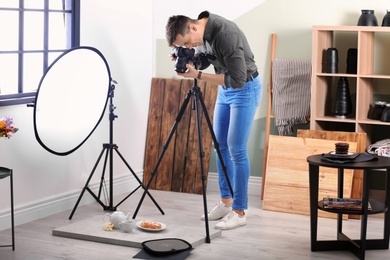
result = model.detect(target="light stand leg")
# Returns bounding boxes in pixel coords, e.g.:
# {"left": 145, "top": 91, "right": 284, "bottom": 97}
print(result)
{"left": 114, "top": 147, "right": 164, "bottom": 214}
{"left": 69, "top": 146, "right": 108, "bottom": 219}
{"left": 97, "top": 146, "right": 110, "bottom": 204}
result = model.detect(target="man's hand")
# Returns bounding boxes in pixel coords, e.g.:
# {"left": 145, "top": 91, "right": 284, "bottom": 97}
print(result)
{"left": 177, "top": 64, "right": 198, "bottom": 79}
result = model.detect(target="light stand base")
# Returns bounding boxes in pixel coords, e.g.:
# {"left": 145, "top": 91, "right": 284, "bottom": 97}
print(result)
{"left": 69, "top": 143, "right": 164, "bottom": 219}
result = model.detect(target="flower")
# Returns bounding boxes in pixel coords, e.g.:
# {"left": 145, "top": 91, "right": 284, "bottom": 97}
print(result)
{"left": 0, "top": 116, "right": 18, "bottom": 139}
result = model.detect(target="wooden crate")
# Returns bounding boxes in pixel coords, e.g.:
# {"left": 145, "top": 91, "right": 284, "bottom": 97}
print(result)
{"left": 263, "top": 135, "right": 357, "bottom": 218}
{"left": 143, "top": 78, "right": 218, "bottom": 194}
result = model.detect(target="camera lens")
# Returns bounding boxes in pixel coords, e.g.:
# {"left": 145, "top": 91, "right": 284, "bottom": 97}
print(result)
{"left": 175, "top": 57, "right": 189, "bottom": 73}
{"left": 174, "top": 47, "right": 195, "bottom": 73}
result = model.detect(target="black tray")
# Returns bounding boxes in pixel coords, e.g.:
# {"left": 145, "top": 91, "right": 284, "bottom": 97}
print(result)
{"left": 322, "top": 152, "right": 360, "bottom": 160}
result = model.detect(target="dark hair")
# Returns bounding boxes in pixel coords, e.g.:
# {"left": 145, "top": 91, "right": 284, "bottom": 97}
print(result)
{"left": 165, "top": 15, "right": 195, "bottom": 47}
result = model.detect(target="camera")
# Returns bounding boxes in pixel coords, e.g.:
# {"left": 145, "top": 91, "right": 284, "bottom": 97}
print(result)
{"left": 171, "top": 47, "right": 212, "bottom": 73}
{"left": 172, "top": 47, "right": 196, "bottom": 73}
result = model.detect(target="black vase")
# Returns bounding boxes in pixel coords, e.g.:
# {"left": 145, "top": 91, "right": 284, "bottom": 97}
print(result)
{"left": 381, "top": 104, "right": 390, "bottom": 122}
{"left": 332, "top": 77, "right": 352, "bottom": 118}
{"left": 357, "top": 10, "right": 378, "bottom": 26}
{"left": 382, "top": 10, "right": 390, "bottom": 26}
{"left": 326, "top": 48, "right": 338, "bottom": 73}
{"left": 368, "top": 101, "right": 387, "bottom": 120}
{"left": 346, "top": 48, "right": 357, "bottom": 74}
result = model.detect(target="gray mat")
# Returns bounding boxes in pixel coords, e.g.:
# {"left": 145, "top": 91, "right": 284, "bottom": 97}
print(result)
{"left": 52, "top": 215, "right": 221, "bottom": 249}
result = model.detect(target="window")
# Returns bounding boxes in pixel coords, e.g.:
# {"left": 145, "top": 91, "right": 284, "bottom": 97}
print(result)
{"left": 0, "top": 0, "right": 80, "bottom": 106}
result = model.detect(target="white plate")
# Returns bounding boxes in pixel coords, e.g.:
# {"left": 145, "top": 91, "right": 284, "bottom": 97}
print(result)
{"left": 330, "top": 151, "right": 355, "bottom": 156}
{"left": 136, "top": 220, "right": 166, "bottom": 232}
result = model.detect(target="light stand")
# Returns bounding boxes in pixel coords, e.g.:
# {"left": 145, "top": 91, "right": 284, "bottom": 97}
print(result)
{"left": 69, "top": 80, "right": 164, "bottom": 219}
{"left": 133, "top": 64, "right": 234, "bottom": 243}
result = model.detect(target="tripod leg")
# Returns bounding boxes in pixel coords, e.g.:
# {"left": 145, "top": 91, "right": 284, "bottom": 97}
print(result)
{"left": 113, "top": 148, "right": 165, "bottom": 215}
{"left": 97, "top": 147, "right": 110, "bottom": 202}
{"left": 133, "top": 89, "right": 193, "bottom": 219}
{"left": 196, "top": 87, "right": 234, "bottom": 197}
{"left": 193, "top": 89, "right": 211, "bottom": 243}
{"left": 69, "top": 147, "right": 107, "bottom": 219}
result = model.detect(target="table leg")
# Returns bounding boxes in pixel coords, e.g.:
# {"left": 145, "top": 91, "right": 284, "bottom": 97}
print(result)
{"left": 309, "top": 164, "right": 319, "bottom": 250}
{"left": 337, "top": 168, "right": 344, "bottom": 235}
{"left": 384, "top": 168, "right": 390, "bottom": 248}
{"left": 355, "top": 170, "right": 369, "bottom": 260}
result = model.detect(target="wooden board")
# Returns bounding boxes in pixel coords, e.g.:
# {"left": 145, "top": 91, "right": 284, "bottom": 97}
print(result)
{"left": 143, "top": 78, "right": 218, "bottom": 194}
{"left": 263, "top": 135, "right": 357, "bottom": 218}
{"left": 297, "top": 130, "right": 366, "bottom": 198}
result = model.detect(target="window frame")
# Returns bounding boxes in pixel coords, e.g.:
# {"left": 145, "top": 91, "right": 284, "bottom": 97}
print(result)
{"left": 0, "top": 0, "right": 80, "bottom": 106}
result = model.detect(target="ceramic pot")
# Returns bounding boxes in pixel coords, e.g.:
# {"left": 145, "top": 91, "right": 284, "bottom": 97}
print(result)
{"left": 368, "top": 101, "right": 387, "bottom": 120}
{"left": 381, "top": 103, "right": 390, "bottom": 122}
{"left": 382, "top": 10, "right": 390, "bottom": 26}
{"left": 357, "top": 10, "right": 378, "bottom": 26}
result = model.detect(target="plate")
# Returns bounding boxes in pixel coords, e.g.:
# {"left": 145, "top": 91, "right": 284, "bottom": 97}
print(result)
{"left": 136, "top": 220, "right": 166, "bottom": 232}
{"left": 323, "top": 151, "right": 360, "bottom": 160}
{"left": 330, "top": 151, "right": 355, "bottom": 156}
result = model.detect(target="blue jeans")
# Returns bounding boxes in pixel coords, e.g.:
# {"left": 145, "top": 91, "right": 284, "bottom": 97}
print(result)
{"left": 213, "top": 76, "right": 262, "bottom": 210}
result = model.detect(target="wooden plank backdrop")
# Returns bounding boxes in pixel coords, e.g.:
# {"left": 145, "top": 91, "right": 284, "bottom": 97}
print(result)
{"left": 143, "top": 78, "right": 218, "bottom": 194}
{"left": 263, "top": 135, "right": 357, "bottom": 218}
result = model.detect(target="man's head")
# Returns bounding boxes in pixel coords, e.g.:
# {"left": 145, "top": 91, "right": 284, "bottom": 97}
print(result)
{"left": 166, "top": 15, "right": 204, "bottom": 49}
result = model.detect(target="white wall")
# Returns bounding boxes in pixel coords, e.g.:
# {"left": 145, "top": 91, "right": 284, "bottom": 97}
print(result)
{"left": 1, "top": 0, "right": 390, "bottom": 230}
{"left": 0, "top": 0, "right": 153, "bottom": 230}
{"left": 155, "top": 0, "right": 390, "bottom": 120}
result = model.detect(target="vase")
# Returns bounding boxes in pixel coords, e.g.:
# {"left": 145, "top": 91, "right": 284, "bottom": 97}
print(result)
{"left": 326, "top": 48, "right": 338, "bottom": 73}
{"left": 332, "top": 77, "right": 352, "bottom": 118}
{"left": 368, "top": 101, "right": 387, "bottom": 120}
{"left": 357, "top": 10, "right": 378, "bottom": 26}
{"left": 381, "top": 104, "right": 390, "bottom": 122}
{"left": 382, "top": 10, "right": 390, "bottom": 26}
{"left": 346, "top": 48, "right": 357, "bottom": 74}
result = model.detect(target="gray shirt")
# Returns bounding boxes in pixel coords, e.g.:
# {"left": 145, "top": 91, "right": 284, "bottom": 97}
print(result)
{"left": 198, "top": 11, "right": 257, "bottom": 88}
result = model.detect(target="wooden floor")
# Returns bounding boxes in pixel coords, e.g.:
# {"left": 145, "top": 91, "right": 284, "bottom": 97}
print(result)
{"left": 0, "top": 189, "right": 389, "bottom": 260}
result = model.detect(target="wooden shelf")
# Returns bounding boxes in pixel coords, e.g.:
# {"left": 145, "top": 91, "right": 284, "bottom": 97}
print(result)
{"left": 311, "top": 25, "right": 390, "bottom": 145}
{"left": 318, "top": 199, "right": 386, "bottom": 215}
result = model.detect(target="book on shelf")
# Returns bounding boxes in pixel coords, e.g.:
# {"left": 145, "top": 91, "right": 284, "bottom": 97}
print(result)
{"left": 322, "top": 198, "right": 372, "bottom": 211}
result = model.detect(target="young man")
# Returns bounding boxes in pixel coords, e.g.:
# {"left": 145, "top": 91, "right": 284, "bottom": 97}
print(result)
{"left": 166, "top": 11, "right": 262, "bottom": 230}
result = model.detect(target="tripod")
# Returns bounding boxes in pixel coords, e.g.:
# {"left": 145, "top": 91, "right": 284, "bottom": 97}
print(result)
{"left": 133, "top": 69, "right": 234, "bottom": 243}
{"left": 69, "top": 80, "right": 164, "bottom": 220}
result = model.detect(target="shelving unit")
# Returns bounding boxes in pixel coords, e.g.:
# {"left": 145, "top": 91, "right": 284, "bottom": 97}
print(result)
{"left": 311, "top": 26, "right": 390, "bottom": 145}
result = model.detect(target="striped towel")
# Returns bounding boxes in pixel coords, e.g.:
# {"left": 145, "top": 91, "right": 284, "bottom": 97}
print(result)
{"left": 272, "top": 59, "right": 312, "bottom": 135}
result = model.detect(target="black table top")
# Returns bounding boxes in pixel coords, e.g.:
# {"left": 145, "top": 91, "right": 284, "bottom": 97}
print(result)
{"left": 0, "top": 167, "right": 12, "bottom": 179}
{"left": 307, "top": 154, "right": 390, "bottom": 170}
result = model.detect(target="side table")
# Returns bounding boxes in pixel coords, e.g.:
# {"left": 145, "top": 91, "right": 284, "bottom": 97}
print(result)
{"left": 307, "top": 154, "right": 390, "bottom": 260}
{"left": 0, "top": 167, "right": 15, "bottom": 250}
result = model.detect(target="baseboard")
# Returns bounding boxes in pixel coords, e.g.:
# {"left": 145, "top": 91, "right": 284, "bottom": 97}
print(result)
{"left": 0, "top": 172, "right": 262, "bottom": 231}
{"left": 0, "top": 173, "right": 143, "bottom": 231}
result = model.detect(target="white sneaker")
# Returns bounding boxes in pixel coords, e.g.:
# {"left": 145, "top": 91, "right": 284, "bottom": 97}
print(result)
{"left": 201, "top": 201, "right": 232, "bottom": 221}
{"left": 214, "top": 211, "right": 246, "bottom": 230}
